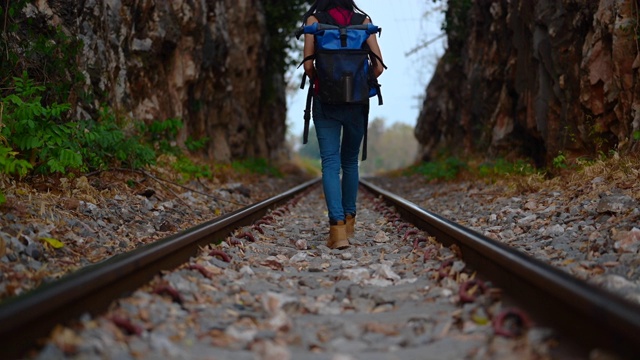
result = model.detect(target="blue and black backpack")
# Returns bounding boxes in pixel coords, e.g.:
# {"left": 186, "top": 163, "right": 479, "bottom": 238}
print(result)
{"left": 296, "top": 11, "right": 387, "bottom": 161}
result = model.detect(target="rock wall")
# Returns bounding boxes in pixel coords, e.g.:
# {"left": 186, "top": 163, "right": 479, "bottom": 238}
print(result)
{"left": 416, "top": 0, "right": 640, "bottom": 166}
{"left": 29, "top": 0, "right": 286, "bottom": 163}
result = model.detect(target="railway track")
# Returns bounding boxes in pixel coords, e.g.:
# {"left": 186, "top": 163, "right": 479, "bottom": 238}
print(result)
{"left": 360, "top": 179, "right": 640, "bottom": 358}
{"left": 1, "top": 178, "right": 639, "bottom": 359}
{"left": 0, "top": 179, "right": 319, "bottom": 359}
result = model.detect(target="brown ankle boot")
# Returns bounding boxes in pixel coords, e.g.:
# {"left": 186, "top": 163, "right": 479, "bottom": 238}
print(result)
{"left": 346, "top": 214, "right": 355, "bottom": 238}
{"left": 328, "top": 221, "right": 349, "bottom": 249}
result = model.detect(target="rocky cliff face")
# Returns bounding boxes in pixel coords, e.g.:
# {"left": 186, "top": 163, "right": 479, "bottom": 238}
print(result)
{"left": 416, "top": 0, "right": 640, "bottom": 166}
{"left": 29, "top": 0, "right": 286, "bottom": 163}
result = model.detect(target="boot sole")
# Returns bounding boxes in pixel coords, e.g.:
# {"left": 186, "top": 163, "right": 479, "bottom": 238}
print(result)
{"left": 329, "top": 240, "right": 350, "bottom": 249}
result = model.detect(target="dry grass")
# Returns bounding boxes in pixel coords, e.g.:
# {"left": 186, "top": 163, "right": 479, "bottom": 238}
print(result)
{"left": 493, "top": 154, "right": 640, "bottom": 201}
{"left": 385, "top": 153, "right": 640, "bottom": 200}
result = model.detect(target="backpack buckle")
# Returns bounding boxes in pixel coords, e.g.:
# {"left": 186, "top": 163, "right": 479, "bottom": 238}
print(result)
{"left": 339, "top": 27, "right": 347, "bottom": 47}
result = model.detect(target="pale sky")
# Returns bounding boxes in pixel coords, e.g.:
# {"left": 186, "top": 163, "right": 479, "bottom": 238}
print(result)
{"left": 286, "top": 0, "right": 446, "bottom": 137}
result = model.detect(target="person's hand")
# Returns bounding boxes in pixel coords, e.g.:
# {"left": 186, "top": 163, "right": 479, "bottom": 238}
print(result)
{"left": 304, "top": 64, "right": 316, "bottom": 79}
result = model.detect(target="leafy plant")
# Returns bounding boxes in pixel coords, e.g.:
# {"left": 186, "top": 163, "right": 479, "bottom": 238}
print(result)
{"left": 231, "top": 158, "right": 283, "bottom": 177}
{"left": 142, "top": 118, "right": 183, "bottom": 154}
{"left": 185, "top": 136, "right": 209, "bottom": 152}
{"left": 575, "top": 156, "right": 596, "bottom": 168}
{"left": 553, "top": 152, "right": 568, "bottom": 169}
{"left": 477, "top": 158, "right": 537, "bottom": 178}
{"left": 438, "top": 0, "right": 472, "bottom": 36}
{"left": 171, "top": 156, "right": 212, "bottom": 182}
{"left": 1, "top": 0, "right": 83, "bottom": 105}
{"left": 406, "top": 157, "right": 467, "bottom": 181}
{"left": 77, "top": 109, "right": 156, "bottom": 171}
{"left": 264, "top": 0, "right": 310, "bottom": 99}
{"left": 432, "top": 0, "right": 472, "bottom": 62}
{"left": 0, "top": 145, "right": 32, "bottom": 177}
{"left": 0, "top": 73, "right": 162, "bottom": 175}
{"left": 633, "top": 130, "right": 640, "bottom": 141}
{"left": 264, "top": 0, "right": 310, "bottom": 71}
{"left": 1, "top": 72, "right": 80, "bottom": 173}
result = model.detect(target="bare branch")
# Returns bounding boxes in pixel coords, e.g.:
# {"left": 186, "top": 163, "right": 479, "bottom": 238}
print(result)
{"left": 405, "top": 33, "right": 446, "bottom": 57}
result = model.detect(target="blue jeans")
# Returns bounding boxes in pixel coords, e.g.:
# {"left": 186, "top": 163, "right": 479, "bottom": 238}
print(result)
{"left": 313, "top": 98, "right": 367, "bottom": 224}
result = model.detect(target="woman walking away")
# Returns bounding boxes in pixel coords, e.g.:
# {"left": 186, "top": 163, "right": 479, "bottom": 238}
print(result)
{"left": 300, "top": 0, "right": 385, "bottom": 249}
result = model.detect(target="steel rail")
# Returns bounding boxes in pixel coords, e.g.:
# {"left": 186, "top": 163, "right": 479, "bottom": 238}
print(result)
{"left": 360, "top": 178, "right": 640, "bottom": 358}
{"left": 0, "top": 178, "right": 320, "bottom": 359}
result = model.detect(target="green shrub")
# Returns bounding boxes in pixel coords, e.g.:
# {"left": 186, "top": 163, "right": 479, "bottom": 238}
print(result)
{"left": 142, "top": 118, "right": 183, "bottom": 154}
{"left": 552, "top": 152, "right": 568, "bottom": 169}
{"left": 185, "top": 136, "right": 210, "bottom": 152}
{"left": 78, "top": 109, "right": 156, "bottom": 171}
{"left": 405, "top": 156, "right": 542, "bottom": 182}
{"left": 137, "top": 118, "right": 213, "bottom": 182}
{"left": 477, "top": 158, "right": 537, "bottom": 177}
{"left": 0, "top": 143, "right": 31, "bottom": 204}
{"left": 1, "top": 0, "right": 83, "bottom": 104}
{"left": 1, "top": 73, "right": 160, "bottom": 175}
{"left": 406, "top": 157, "right": 467, "bottom": 181}
{"left": 0, "top": 144, "right": 32, "bottom": 177}
{"left": 231, "top": 158, "right": 283, "bottom": 177}
{"left": 1, "top": 2, "right": 210, "bottom": 180}
{"left": 1, "top": 72, "right": 80, "bottom": 173}
{"left": 171, "top": 156, "right": 212, "bottom": 182}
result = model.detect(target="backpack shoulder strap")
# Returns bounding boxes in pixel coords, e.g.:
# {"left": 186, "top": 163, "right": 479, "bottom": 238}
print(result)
{"left": 351, "top": 13, "right": 366, "bottom": 25}
{"left": 313, "top": 12, "right": 336, "bottom": 25}
{"left": 315, "top": 11, "right": 366, "bottom": 26}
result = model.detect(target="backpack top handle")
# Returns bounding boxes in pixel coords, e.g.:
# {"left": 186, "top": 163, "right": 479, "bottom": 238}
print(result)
{"left": 296, "top": 23, "right": 382, "bottom": 39}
